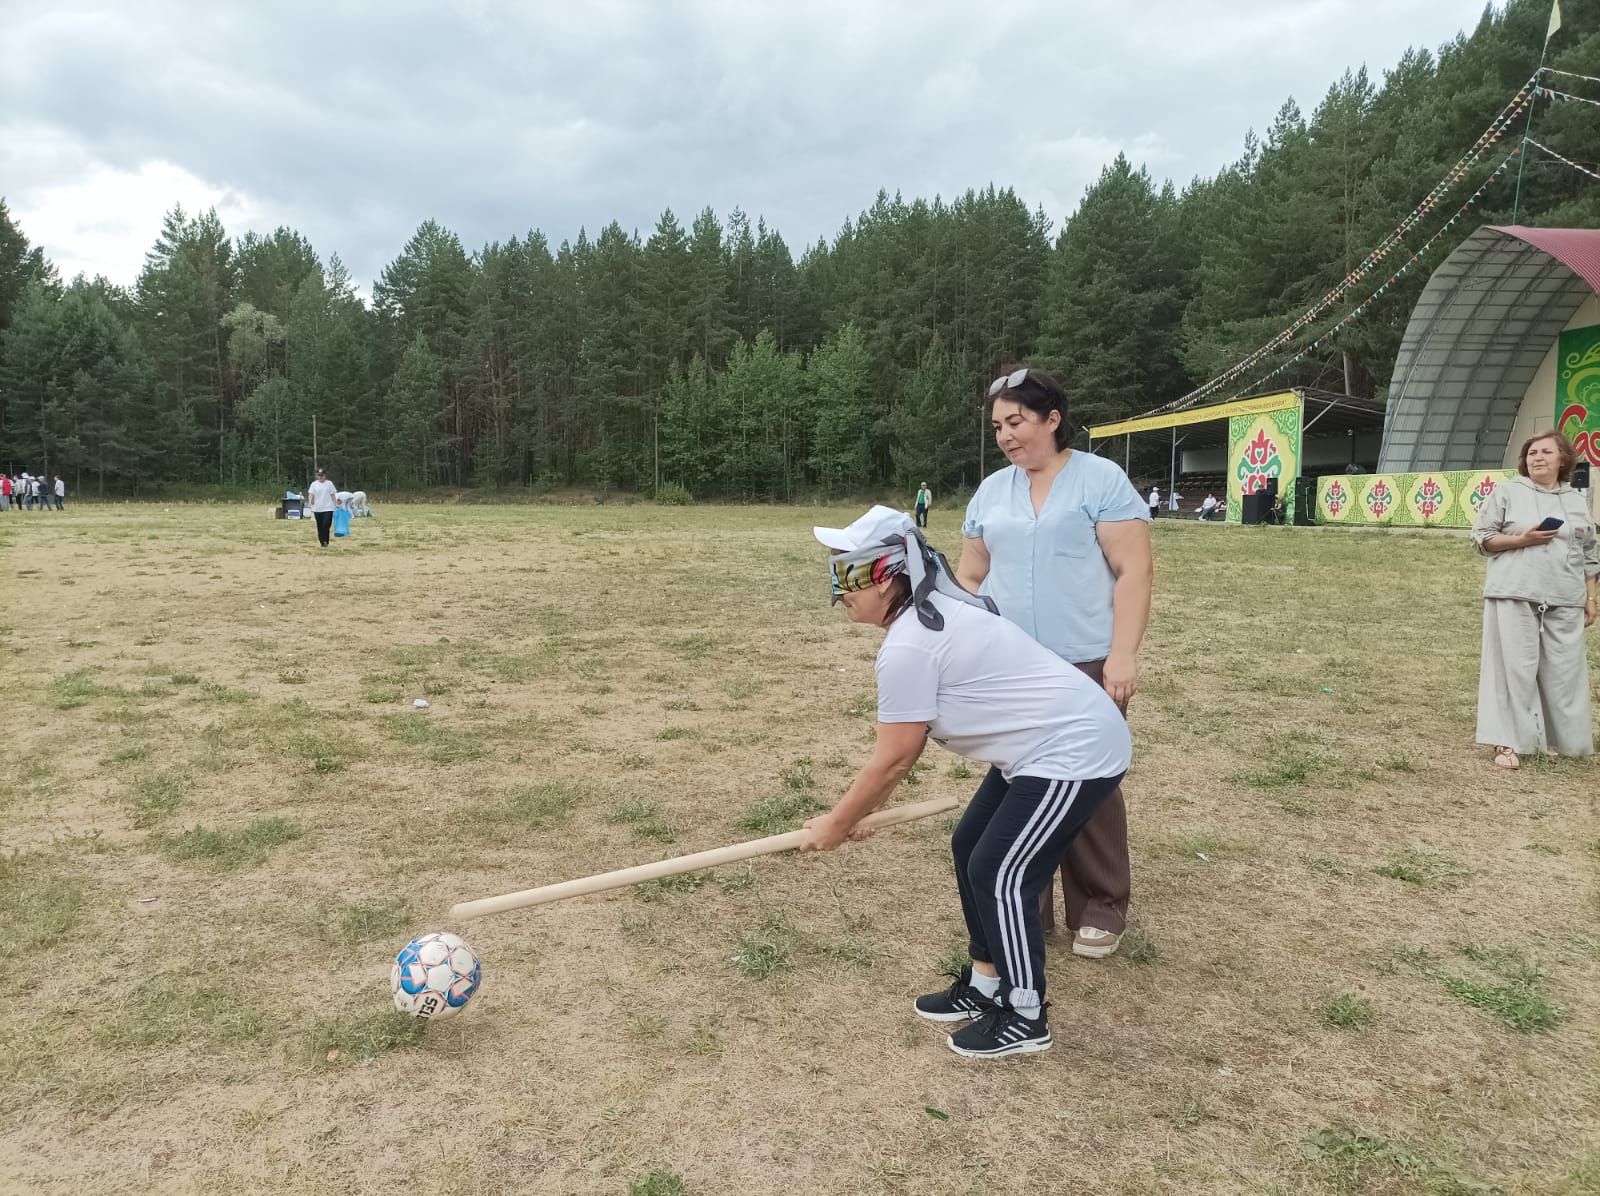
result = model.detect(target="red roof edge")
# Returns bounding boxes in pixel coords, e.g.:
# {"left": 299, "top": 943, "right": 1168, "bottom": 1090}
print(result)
{"left": 1489, "top": 225, "right": 1600, "bottom": 293}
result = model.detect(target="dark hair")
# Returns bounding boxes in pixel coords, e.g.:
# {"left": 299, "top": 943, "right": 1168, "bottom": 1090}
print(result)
{"left": 1518, "top": 430, "right": 1576, "bottom": 483}
{"left": 883, "top": 574, "right": 914, "bottom": 625}
{"left": 985, "top": 363, "right": 1074, "bottom": 451}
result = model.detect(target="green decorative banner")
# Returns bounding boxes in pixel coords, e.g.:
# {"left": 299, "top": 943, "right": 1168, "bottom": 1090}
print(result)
{"left": 1556, "top": 324, "right": 1600, "bottom": 469}
{"left": 1226, "top": 405, "right": 1302, "bottom": 522}
{"left": 1316, "top": 469, "right": 1514, "bottom": 528}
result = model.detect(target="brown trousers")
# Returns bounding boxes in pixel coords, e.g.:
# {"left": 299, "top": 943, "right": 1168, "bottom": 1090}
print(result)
{"left": 1038, "top": 657, "right": 1131, "bottom": 935}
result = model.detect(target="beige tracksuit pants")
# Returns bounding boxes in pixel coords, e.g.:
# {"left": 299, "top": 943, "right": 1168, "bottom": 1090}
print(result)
{"left": 1476, "top": 599, "right": 1594, "bottom": 757}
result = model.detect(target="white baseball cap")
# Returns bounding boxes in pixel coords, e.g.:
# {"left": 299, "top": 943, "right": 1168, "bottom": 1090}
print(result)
{"left": 812, "top": 505, "right": 914, "bottom": 552}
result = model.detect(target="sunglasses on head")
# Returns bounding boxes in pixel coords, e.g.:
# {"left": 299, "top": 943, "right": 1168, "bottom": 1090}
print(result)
{"left": 987, "top": 367, "right": 1030, "bottom": 397}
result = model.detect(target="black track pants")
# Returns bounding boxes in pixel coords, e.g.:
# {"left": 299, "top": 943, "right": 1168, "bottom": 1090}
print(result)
{"left": 953, "top": 769, "right": 1125, "bottom": 1010}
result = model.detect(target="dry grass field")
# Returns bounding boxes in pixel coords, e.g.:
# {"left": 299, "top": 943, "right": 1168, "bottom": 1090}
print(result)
{"left": 1, "top": 501, "right": 1596, "bottom": 1196}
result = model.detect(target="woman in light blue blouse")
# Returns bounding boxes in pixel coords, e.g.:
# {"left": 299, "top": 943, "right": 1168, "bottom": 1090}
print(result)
{"left": 957, "top": 365, "right": 1153, "bottom": 957}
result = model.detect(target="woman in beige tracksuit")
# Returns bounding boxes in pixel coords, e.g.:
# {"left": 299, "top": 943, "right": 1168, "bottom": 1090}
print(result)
{"left": 1470, "top": 431, "right": 1599, "bottom": 768}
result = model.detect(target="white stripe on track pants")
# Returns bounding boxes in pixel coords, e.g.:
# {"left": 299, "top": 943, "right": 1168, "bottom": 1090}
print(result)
{"left": 952, "top": 770, "right": 1126, "bottom": 1011}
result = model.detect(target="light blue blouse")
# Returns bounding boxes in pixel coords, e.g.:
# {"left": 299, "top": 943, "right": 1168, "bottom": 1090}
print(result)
{"left": 962, "top": 453, "right": 1149, "bottom": 663}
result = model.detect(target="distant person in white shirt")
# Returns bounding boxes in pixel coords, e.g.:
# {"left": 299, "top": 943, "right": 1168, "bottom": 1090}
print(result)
{"left": 306, "top": 469, "right": 338, "bottom": 547}
{"left": 53, "top": 475, "right": 65, "bottom": 511}
{"left": 1198, "top": 494, "right": 1219, "bottom": 521}
{"left": 1147, "top": 487, "right": 1161, "bottom": 520}
{"left": 801, "top": 506, "right": 1131, "bottom": 1059}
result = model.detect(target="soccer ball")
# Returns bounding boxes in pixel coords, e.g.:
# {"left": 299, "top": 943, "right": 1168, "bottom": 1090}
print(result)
{"left": 391, "top": 932, "right": 482, "bottom": 1020}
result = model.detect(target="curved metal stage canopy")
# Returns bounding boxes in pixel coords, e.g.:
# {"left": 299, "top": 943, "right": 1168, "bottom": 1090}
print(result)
{"left": 1378, "top": 225, "right": 1600, "bottom": 472}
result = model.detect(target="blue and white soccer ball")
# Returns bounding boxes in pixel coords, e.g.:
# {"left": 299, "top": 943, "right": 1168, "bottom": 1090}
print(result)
{"left": 391, "top": 931, "right": 482, "bottom": 1020}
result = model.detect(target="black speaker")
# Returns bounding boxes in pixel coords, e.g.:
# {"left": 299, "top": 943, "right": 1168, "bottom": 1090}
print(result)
{"left": 1574, "top": 459, "right": 1592, "bottom": 490}
{"left": 1241, "top": 492, "right": 1266, "bottom": 525}
{"left": 1263, "top": 476, "right": 1279, "bottom": 500}
{"left": 1294, "top": 478, "right": 1316, "bottom": 525}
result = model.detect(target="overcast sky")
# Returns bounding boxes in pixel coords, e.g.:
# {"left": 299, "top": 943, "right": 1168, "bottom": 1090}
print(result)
{"left": 3, "top": 0, "right": 1498, "bottom": 296}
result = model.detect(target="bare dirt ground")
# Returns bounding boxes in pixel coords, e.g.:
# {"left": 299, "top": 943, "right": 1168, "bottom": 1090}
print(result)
{"left": 1, "top": 502, "right": 1596, "bottom": 1195}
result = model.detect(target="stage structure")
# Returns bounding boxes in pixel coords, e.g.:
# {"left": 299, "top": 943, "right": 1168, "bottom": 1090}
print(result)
{"left": 1375, "top": 224, "right": 1600, "bottom": 523}
{"left": 1087, "top": 389, "right": 1385, "bottom": 524}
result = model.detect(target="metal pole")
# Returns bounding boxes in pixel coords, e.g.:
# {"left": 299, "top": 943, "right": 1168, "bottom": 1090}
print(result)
{"left": 1511, "top": 44, "right": 1550, "bottom": 224}
{"left": 1169, "top": 427, "right": 1177, "bottom": 504}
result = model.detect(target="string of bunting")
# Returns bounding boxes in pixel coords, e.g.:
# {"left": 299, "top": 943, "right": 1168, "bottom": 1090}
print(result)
{"left": 1540, "top": 66, "right": 1600, "bottom": 87}
{"left": 1219, "top": 149, "right": 1523, "bottom": 401}
{"left": 1526, "top": 137, "right": 1600, "bottom": 182}
{"left": 1145, "top": 75, "right": 1540, "bottom": 418}
{"left": 1534, "top": 85, "right": 1600, "bottom": 108}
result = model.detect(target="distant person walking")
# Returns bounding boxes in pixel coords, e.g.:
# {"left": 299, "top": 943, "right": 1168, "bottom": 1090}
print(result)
{"left": 1147, "top": 486, "right": 1161, "bottom": 520}
{"left": 19, "top": 473, "right": 32, "bottom": 510}
{"left": 1471, "top": 431, "right": 1598, "bottom": 767}
{"left": 52, "top": 475, "right": 64, "bottom": 511}
{"left": 0, "top": 474, "right": 11, "bottom": 512}
{"left": 307, "top": 469, "right": 338, "bottom": 547}
{"left": 30, "top": 475, "right": 44, "bottom": 511}
{"left": 914, "top": 482, "right": 932, "bottom": 529}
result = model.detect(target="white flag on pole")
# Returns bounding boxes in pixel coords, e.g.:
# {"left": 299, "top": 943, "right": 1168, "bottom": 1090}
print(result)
{"left": 1547, "top": 0, "right": 1562, "bottom": 43}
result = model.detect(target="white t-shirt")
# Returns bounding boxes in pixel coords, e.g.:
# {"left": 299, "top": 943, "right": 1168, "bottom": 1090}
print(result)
{"left": 1200, "top": 496, "right": 1218, "bottom": 511}
{"left": 54, "top": 478, "right": 65, "bottom": 497}
{"left": 875, "top": 593, "right": 1132, "bottom": 781}
{"left": 307, "top": 480, "right": 337, "bottom": 512}
{"left": 1147, "top": 489, "right": 1160, "bottom": 505}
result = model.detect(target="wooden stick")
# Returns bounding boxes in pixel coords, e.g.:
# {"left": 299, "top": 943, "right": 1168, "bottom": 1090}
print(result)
{"left": 449, "top": 794, "right": 960, "bottom": 921}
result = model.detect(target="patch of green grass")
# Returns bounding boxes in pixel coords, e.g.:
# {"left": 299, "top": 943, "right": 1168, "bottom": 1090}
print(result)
{"left": 1524, "top": 841, "right": 1560, "bottom": 856}
{"left": 1156, "top": 832, "right": 1259, "bottom": 860}
{"left": 668, "top": 633, "right": 717, "bottom": 661}
{"left": 282, "top": 730, "right": 362, "bottom": 774}
{"left": 1375, "top": 846, "right": 1471, "bottom": 889}
{"left": 817, "top": 935, "right": 876, "bottom": 968}
{"left": 619, "top": 752, "right": 649, "bottom": 770}
{"left": 636, "top": 871, "right": 709, "bottom": 902}
{"left": 687, "top": 1017, "right": 721, "bottom": 1056}
{"left": 277, "top": 669, "right": 307, "bottom": 685}
{"left": 322, "top": 898, "right": 413, "bottom": 947}
{"left": 627, "top": 1013, "right": 669, "bottom": 1040}
{"left": 663, "top": 697, "right": 699, "bottom": 711}
{"left": 716, "top": 868, "right": 754, "bottom": 894}
{"left": 169, "top": 672, "right": 200, "bottom": 686}
{"left": 608, "top": 798, "right": 676, "bottom": 844}
{"left": 731, "top": 913, "right": 799, "bottom": 980}
{"left": 736, "top": 792, "right": 824, "bottom": 835}
{"left": 655, "top": 726, "right": 695, "bottom": 741}
{"left": 947, "top": 762, "right": 972, "bottom": 779}
{"left": 361, "top": 681, "right": 403, "bottom": 704}
{"left": 1299, "top": 1126, "right": 1493, "bottom": 1194}
{"left": 151, "top": 817, "right": 303, "bottom": 869}
{"left": 628, "top": 1169, "right": 688, "bottom": 1196}
{"left": 304, "top": 1008, "right": 429, "bottom": 1063}
{"left": 609, "top": 798, "right": 659, "bottom": 824}
{"left": 102, "top": 743, "right": 151, "bottom": 767}
{"left": 1120, "top": 927, "right": 1159, "bottom": 965}
{"left": 383, "top": 714, "right": 486, "bottom": 763}
{"left": 197, "top": 682, "right": 256, "bottom": 705}
{"left": 1396, "top": 942, "right": 1563, "bottom": 1033}
{"left": 724, "top": 676, "right": 762, "bottom": 700}
{"left": 50, "top": 669, "right": 105, "bottom": 710}
{"left": 1320, "top": 992, "right": 1376, "bottom": 1029}
{"left": 1441, "top": 967, "right": 1560, "bottom": 1033}
{"left": 0, "top": 851, "right": 86, "bottom": 949}
{"left": 129, "top": 771, "right": 187, "bottom": 826}
{"left": 95, "top": 980, "right": 265, "bottom": 1049}
{"left": 780, "top": 756, "right": 814, "bottom": 792}
{"left": 1232, "top": 747, "right": 1323, "bottom": 790}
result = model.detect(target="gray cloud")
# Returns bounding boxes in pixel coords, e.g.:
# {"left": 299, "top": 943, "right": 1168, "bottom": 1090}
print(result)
{"left": 2, "top": 0, "right": 1495, "bottom": 291}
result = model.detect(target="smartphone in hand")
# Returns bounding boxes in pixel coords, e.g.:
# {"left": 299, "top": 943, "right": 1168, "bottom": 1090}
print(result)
{"left": 1535, "top": 516, "right": 1564, "bottom": 532}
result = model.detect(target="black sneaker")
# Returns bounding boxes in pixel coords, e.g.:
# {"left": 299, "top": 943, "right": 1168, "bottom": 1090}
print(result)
{"left": 913, "top": 967, "right": 996, "bottom": 1023}
{"left": 947, "top": 1002, "right": 1051, "bottom": 1057}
